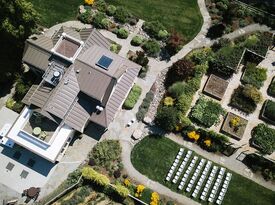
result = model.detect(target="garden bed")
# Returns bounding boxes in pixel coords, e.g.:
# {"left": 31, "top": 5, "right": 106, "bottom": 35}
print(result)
{"left": 221, "top": 112, "right": 248, "bottom": 141}
{"left": 229, "top": 86, "right": 257, "bottom": 114}
{"left": 123, "top": 84, "right": 142, "bottom": 110}
{"left": 203, "top": 74, "right": 229, "bottom": 100}
{"left": 261, "top": 100, "right": 275, "bottom": 125}
{"left": 267, "top": 77, "right": 275, "bottom": 97}
{"left": 241, "top": 63, "right": 267, "bottom": 89}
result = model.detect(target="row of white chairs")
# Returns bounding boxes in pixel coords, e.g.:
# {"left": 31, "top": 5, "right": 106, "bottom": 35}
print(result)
{"left": 171, "top": 150, "right": 192, "bottom": 183}
{"left": 177, "top": 155, "right": 198, "bottom": 189}
{"left": 199, "top": 165, "right": 219, "bottom": 200}
{"left": 191, "top": 160, "right": 212, "bottom": 198}
{"left": 166, "top": 148, "right": 184, "bottom": 181}
{"left": 216, "top": 173, "right": 232, "bottom": 205}
{"left": 208, "top": 167, "right": 226, "bottom": 203}
{"left": 186, "top": 158, "right": 206, "bottom": 192}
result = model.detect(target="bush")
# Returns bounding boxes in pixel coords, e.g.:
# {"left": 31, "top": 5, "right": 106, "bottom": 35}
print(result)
{"left": 93, "top": 0, "right": 107, "bottom": 12}
{"left": 138, "top": 66, "right": 149, "bottom": 79}
{"left": 242, "top": 63, "right": 267, "bottom": 89}
{"left": 93, "top": 12, "right": 107, "bottom": 28}
{"left": 230, "top": 85, "right": 257, "bottom": 114}
{"left": 89, "top": 140, "right": 121, "bottom": 169}
{"left": 82, "top": 167, "right": 110, "bottom": 187}
{"left": 114, "top": 6, "right": 130, "bottom": 23}
{"left": 66, "top": 169, "right": 82, "bottom": 187}
{"left": 131, "top": 36, "right": 143, "bottom": 46}
{"left": 157, "top": 30, "right": 169, "bottom": 40}
{"left": 106, "top": 5, "right": 116, "bottom": 16}
{"left": 115, "top": 184, "right": 130, "bottom": 198}
{"left": 263, "top": 100, "right": 275, "bottom": 122}
{"left": 129, "top": 51, "right": 149, "bottom": 67}
{"left": 268, "top": 80, "right": 275, "bottom": 97}
{"left": 242, "top": 84, "right": 263, "bottom": 104}
{"left": 189, "top": 47, "right": 214, "bottom": 65}
{"left": 165, "top": 31, "right": 184, "bottom": 55}
{"left": 190, "top": 97, "right": 225, "bottom": 128}
{"left": 168, "top": 82, "right": 186, "bottom": 99}
{"left": 6, "top": 98, "right": 15, "bottom": 110}
{"left": 165, "top": 59, "right": 195, "bottom": 87}
{"left": 251, "top": 123, "right": 275, "bottom": 154}
{"left": 110, "top": 43, "right": 121, "bottom": 54}
{"left": 142, "top": 21, "right": 166, "bottom": 40}
{"left": 155, "top": 106, "right": 178, "bottom": 131}
{"left": 142, "top": 40, "right": 160, "bottom": 57}
{"left": 78, "top": 10, "right": 93, "bottom": 24}
{"left": 136, "top": 90, "right": 154, "bottom": 121}
{"left": 123, "top": 85, "right": 142, "bottom": 109}
{"left": 176, "top": 94, "right": 193, "bottom": 115}
{"left": 116, "top": 28, "right": 129, "bottom": 39}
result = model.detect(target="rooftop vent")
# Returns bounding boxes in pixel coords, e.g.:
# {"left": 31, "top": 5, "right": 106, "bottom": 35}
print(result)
{"left": 96, "top": 55, "right": 113, "bottom": 70}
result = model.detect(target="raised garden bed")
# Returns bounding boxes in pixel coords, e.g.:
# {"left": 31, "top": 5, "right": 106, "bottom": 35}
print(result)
{"left": 203, "top": 74, "right": 229, "bottom": 100}
{"left": 221, "top": 112, "right": 248, "bottom": 141}
{"left": 261, "top": 100, "right": 275, "bottom": 125}
{"left": 241, "top": 63, "right": 267, "bottom": 89}
{"left": 229, "top": 86, "right": 257, "bottom": 114}
{"left": 267, "top": 77, "right": 275, "bottom": 97}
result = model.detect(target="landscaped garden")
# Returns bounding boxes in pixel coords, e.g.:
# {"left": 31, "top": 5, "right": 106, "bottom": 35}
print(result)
{"left": 106, "top": 0, "right": 203, "bottom": 42}
{"left": 251, "top": 123, "right": 275, "bottom": 155}
{"left": 131, "top": 136, "right": 275, "bottom": 205}
{"left": 221, "top": 112, "right": 248, "bottom": 140}
{"left": 206, "top": 0, "right": 275, "bottom": 39}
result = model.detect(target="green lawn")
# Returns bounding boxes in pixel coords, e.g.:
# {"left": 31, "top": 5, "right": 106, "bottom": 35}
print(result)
{"left": 131, "top": 136, "right": 275, "bottom": 205}
{"left": 27, "top": 0, "right": 82, "bottom": 27}
{"left": 106, "top": 0, "right": 203, "bottom": 42}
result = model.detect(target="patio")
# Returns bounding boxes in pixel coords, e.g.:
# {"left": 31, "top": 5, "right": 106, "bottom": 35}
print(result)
{"left": 22, "top": 112, "right": 58, "bottom": 143}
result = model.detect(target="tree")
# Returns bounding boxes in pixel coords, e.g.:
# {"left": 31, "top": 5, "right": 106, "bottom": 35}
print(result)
{"left": 142, "top": 40, "right": 160, "bottom": 57}
{"left": 0, "top": 0, "right": 39, "bottom": 83}
{"left": 155, "top": 106, "right": 178, "bottom": 131}
{"left": 0, "top": 0, "right": 39, "bottom": 40}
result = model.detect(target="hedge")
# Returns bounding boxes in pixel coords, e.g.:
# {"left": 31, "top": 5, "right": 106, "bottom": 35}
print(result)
{"left": 123, "top": 85, "right": 142, "bottom": 110}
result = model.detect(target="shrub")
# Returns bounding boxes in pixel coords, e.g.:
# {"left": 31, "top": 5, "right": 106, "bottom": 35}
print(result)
{"left": 189, "top": 47, "right": 214, "bottom": 65}
{"left": 89, "top": 140, "right": 121, "bottom": 169}
{"left": 251, "top": 123, "right": 275, "bottom": 154}
{"left": 142, "top": 40, "right": 160, "bottom": 57}
{"left": 93, "top": 0, "right": 107, "bottom": 12}
{"left": 176, "top": 94, "right": 193, "bottom": 115}
{"left": 85, "top": 0, "right": 95, "bottom": 6}
{"left": 115, "top": 184, "right": 130, "bottom": 198}
{"left": 6, "top": 98, "right": 16, "bottom": 110}
{"left": 136, "top": 90, "right": 154, "bottom": 121}
{"left": 117, "top": 28, "right": 129, "bottom": 39}
{"left": 168, "top": 82, "right": 186, "bottom": 99}
{"left": 114, "top": 6, "right": 130, "bottom": 23}
{"left": 82, "top": 167, "right": 110, "bottom": 186}
{"left": 110, "top": 43, "right": 121, "bottom": 54}
{"left": 230, "top": 85, "right": 257, "bottom": 114}
{"left": 155, "top": 106, "right": 178, "bottom": 131}
{"left": 268, "top": 80, "right": 275, "bottom": 97}
{"left": 190, "top": 97, "right": 225, "bottom": 128}
{"left": 142, "top": 21, "right": 166, "bottom": 39}
{"left": 131, "top": 36, "right": 143, "bottom": 46}
{"left": 163, "top": 97, "right": 174, "bottom": 106}
{"left": 242, "top": 63, "right": 267, "bottom": 89}
{"left": 93, "top": 12, "right": 107, "bottom": 28}
{"left": 165, "top": 31, "right": 184, "bottom": 55}
{"left": 138, "top": 66, "right": 149, "bottom": 79}
{"left": 242, "top": 84, "right": 263, "bottom": 104}
{"left": 78, "top": 10, "right": 93, "bottom": 24}
{"left": 114, "top": 170, "right": 121, "bottom": 178}
{"left": 157, "top": 30, "right": 169, "bottom": 40}
{"left": 165, "top": 59, "right": 195, "bottom": 87}
{"left": 106, "top": 5, "right": 116, "bottom": 16}
{"left": 123, "top": 85, "right": 142, "bottom": 109}
{"left": 129, "top": 51, "right": 149, "bottom": 67}
{"left": 263, "top": 100, "right": 275, "bottom": 122}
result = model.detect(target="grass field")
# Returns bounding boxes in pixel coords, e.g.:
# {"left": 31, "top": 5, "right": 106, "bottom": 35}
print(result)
{"left": 27, "top": 0, "right": 82, "bottom": 27}
{"left": 131, "top": 135, "right": 275, "bottom": 205}
{"left": 107, "top": 0, "right": 203, "bottom": 42}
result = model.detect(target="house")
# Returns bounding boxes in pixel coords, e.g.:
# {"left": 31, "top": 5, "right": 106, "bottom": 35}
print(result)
{"left": 5, "top": 27, "right": 141, "bottom": 163}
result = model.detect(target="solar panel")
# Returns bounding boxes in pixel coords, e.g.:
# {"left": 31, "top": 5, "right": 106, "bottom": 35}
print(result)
{"left": 96, "top": 55, "right": 113, "bottom": 70}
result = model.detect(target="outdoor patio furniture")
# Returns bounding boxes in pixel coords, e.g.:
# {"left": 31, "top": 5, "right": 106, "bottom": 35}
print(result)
{"left": 26, "top": 187, "right": 40, "bottom": 199}
{"left": 33, "top": 127, "right": 41, "bottom": 136}
{"left": 20, "top": 170, "right": 29, "bottom": 179}
{"left": 6, "top": 162, "right": 14, "bottom": 171}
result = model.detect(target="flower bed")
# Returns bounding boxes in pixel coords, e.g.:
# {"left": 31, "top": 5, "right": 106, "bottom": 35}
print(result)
{"left": 268, "top": 77, "right": 275, "bottom": 97}
{"left": 123, "top": 85, "right": 142, "bottom": 110}
{"left": 251, "top": 123, "right": 275, "bottom": 155}
{"left": 229, "top": 85, "right": 258, "bottom": 114}
{"left": 221, "top": 112, "right": 248, "bottom": 140}
{"left": 189, "top": 97, "right": 225, "bottom": 128}
{"left": 241, "top": 63, "right": 267, "bottom": 89}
